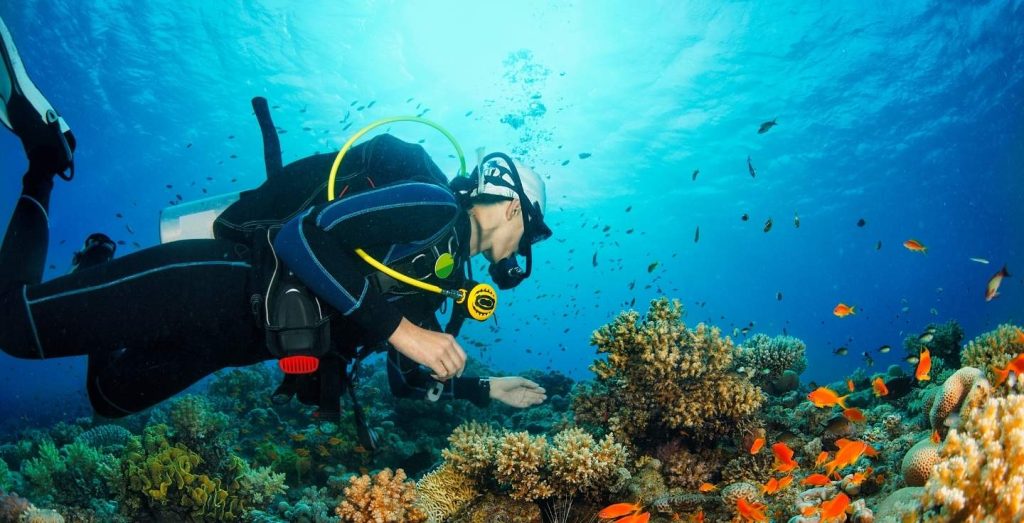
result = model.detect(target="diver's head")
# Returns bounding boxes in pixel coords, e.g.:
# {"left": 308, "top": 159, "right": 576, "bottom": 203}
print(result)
{"left": 452, "top": 154, "right": 551, "bottom": 289}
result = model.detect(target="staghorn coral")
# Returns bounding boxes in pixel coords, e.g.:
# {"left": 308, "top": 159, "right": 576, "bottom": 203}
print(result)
{"left": 914, "top": 393, "right": 1024, "bottom": 521}
{"left": 415, "top": 463, "right": 479, "bottom": 523}
{"left": 928, "top": 367, "right": 990, "bottom": 438}
{"left": 336, "top": 468, "right": 426, "bottom": 523}
{"left": 734, "top": 333, "right": 808, "bottom": 388}
{"left": 440, "top": 423, "right": 499, "bottom": 480}
{"left": 961, "top": 323, "right": 1024, "bottom": 388}
{"left": 580, "top": 298, "right": 764, "bottom": 445}
{"left": 900, "top": 437, "right": 940, "bottom": 487}
{"left": 494, "top": 432, "right": 553, "bottom": 501}
{"left": 547, "top": 428, "right": 628, "bottom": 500}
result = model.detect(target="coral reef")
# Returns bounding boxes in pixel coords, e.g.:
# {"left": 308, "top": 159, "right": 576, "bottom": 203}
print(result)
{"left": 900, "top": 438, "right": 940, "bottom": 487}
{"left": 903, "top": 320, "right": 964, "bottom": 366}
{"left": 450, "top": 493, "right": 541, "bottom": 523}
{"left": 927, "top": 367, "right": 989, "bottom": 438}
{"left": 336, "top": 468, "right": 426, "bottom": 523}
{"left": 654, "top": 439, "right": 719, "bottom": 490}
{"left": 960, "top": 323, "right": 1024, "bottom": 388}
{"left": 415, "top": 463, "right": 479, "bottom": 523}
{"left": 734, "top": 333, "right": 808, "bottom": 391}
{"left": 577, "top": 298, "right": 764, "bottom": 446}
{"left": 74, "top": 425, "right": 132, "bottom": 450}
{"left": 912, "top": 393, "right": 1024, "bottom": 521}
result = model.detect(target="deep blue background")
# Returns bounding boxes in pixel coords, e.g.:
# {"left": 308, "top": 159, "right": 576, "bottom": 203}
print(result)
{"left": 1, "top": 0, "right": 1021, "bottom": 428}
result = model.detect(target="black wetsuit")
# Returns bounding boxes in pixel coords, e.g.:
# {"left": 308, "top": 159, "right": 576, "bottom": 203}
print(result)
{"left": 0, "top": 135, "right": 490, "bottom": 418}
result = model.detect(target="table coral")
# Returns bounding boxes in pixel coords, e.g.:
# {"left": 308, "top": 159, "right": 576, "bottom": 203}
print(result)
{"left": 580, "top": 298, "right": 764, "bottom": 445}
{"left": 336, "top": 468, "right": 426, "bottom": 523}
{"left": 913, "top": 393, "right": 1024, "bottom": 521}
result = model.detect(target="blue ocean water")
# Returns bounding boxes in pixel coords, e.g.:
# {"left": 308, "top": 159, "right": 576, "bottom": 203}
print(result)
{"left": 0, "top": 0, "right": 1021, "bottom": 429}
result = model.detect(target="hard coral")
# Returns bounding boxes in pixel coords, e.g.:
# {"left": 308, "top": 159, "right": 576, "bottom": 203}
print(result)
{"left": 735, "top": 333, "right": 807, "bottom": 388}
{"left": 74, "top": 425, "right": 132, "bottom": 450}
{"left": 495, "top": 432, "right": 553, "bottom": 501}
{"left": 581, "top": 298, "right": 764, "bottom": 444}
{"left": 654, "top": 440, "right": 719, "bottom": 490}
{"left": 914, "top": 393, "right": 1024, "bottom": 521}
{"left": 336, "top": 468, "right": 426, "bottom": 523}
{"left": 928, "top": 367, "right": 989, "bottom": 437}
{"left": 900, "top": 437, "right": 940, "bottom": 487}
{"left": 415, "top": 463, "right": 479, "bottom": 523}
{"left": 961, "top": 323, "right": 1024, "bottom": 388}
{"left": 904, "top": 320, "right": 964, "bottom": 365}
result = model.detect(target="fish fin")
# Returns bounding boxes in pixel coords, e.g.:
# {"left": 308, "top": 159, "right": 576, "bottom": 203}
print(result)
{"left": 1001, "top": 264, "right": 1010, "bottom": 277}
{"left": 837, "top": 394, "right": 850, "bottom": 409}
{"left": 993, "top": 366, "right": 1010, "bottom": 386}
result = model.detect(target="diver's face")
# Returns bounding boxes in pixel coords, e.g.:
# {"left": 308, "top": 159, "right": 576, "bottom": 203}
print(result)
{"left": 485, "top": 199, "right": 525, "bottom": 263}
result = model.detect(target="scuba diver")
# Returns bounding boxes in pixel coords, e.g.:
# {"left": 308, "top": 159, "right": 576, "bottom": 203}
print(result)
{"left": 0, "top": 16, "right": 551, "bottom": 447}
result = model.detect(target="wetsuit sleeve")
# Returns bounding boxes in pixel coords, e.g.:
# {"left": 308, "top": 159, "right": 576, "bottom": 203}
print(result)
{"left": 386, "top": 316, "right": 492, "bottom": 407}
{"left": 273, "top": 182, "right": 459, "bottom": 345}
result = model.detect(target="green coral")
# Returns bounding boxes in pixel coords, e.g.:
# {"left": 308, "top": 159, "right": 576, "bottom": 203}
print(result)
{"left": 18, "top": 438, "right": 119, "bottom": 506}
{"left": 0, "top": 457, "right": 10, "bottom": 491}
{"left": 734, "top": 333, "right": 807, "bottom": 388}
{"left": 961, "top": 324, "right": 1024, "bottom": 386}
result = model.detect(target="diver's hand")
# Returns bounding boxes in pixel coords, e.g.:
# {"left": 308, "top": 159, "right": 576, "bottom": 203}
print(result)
{"left": 388, "top": 318, "right": 467, "bottom": 381}
{"left": 488, "top": 377, "right": 547, "bottom": 408}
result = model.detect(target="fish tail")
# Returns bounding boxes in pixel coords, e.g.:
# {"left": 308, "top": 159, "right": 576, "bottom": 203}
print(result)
{"left": 838, "top": 395, "right": 850, "bottom": 409}
{"left": 993, "top": 366, "right": 1010, "bottom": 386}
{"left": 1001, "top": 264, "right": 1010, "bottom": 278}
{"left": 850, "top": 306, "right": 856, "bottom": 315}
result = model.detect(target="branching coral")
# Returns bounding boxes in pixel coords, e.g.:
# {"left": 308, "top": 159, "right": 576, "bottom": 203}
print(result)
{"left": 914, "top": 393, "right": 1024, "bottom": 521}
{"left": 735, "top": 333, "right": 808, "bottom": 388}
{"left": 74, "top": 425, "right": 132, "bottom": 450}
{"left": 336, "top": 468, "right": 426, "bottom": 523}
{"left": 494, "top": 432, "right": 553, "bottom": 501}
{"left": 578, "top": 298, "right": 764, "bottom": 445}
{"left": 961, "top": 323, "right": 1024, "bottom": 389}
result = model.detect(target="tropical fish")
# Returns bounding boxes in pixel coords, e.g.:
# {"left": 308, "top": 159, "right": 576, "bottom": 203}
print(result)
{"left": 598, "top": 502, "right": 642, "bottom": 519}
{"left": 614, "top": 514, "right": 649, "bottom": 523}
{"left": 904, "top": 354, "right": 920, "bottom": 365}
{"left": 647, "top": 262, "right": 659, "bottom": 273}
{"left": 843, "top": 408, "right": 866, "bottom": 423}
{"left": 856, "top": 218, "right": 866, "bottom": 227}
{"left": 815, "top": 451, "right": 830, "bottom": 467}
{"left": 741, "top": 213, "right": 750, "bottom": 221}
{"left": 698, "top": 482, "right": 717, "bottom": 493}
{"left": 833, "top": 347, "right": 849, "bottom": 356}
{"left": 694, "top": 226, "right": 700, "bottom": 243}
{"left": 749, "top": 437, "right": 766, "bottom": 455}
{"left": 991, "top": 352, "right": 1024, "bottom": 387}
{"left": 820, "top": 493, "right": 851, "bottom": 520}
{"left": 833, "top": 303, "right": 856, "bottom": 317}
{"left": 875, "top": 240, "right": 882, "bottom": 250}
{"left": 825, "top": 439, "right": 869, "bottom": 477}
{"left": 295, "top": 448, "right": 311, "bottom": 457}
{"left": 985, "top": 265, "right": 1010, "bottom": 301}
{"left": 872, "top": 377, "right": 889, "bottom": 397}
{"left": 757, "top": 119, "right": 777, "bottom": 134}
{"left": 777, "top": 291, "right": 783, "bottom": 301}
{"left": 747, "top": 156, "right": 757, "bottom": 178}
{"left": 847, "top": 467, "right": 873, "bottom": 486}
{"left": 777, "top": 475, "right": 793, "bottom": 490}
{"left": 802, "top": 473, "right": 831, "bottom": 487}
{"left": 763, "top": 217, "right": 772, "bottom": 232}
{"left": 317, "top": 444, "right": 330, "bottom": 457}
{"left": 969, "top": 257, "right": 990, "bottom": 264}
{"left": 807, "top": 386, "right": 849, "bottom": 409}
{"left": 903, "top": 239, "right": 927, "bottom": 253}
{"left": 916, "top": 348, "right": 932, "bottom": 381}
{"left": 761, "top": 477, "right": 780, "bottom": 494}
{"left": 932, "top": 430, "right": 942, "bottom": 444}
{"left": 327, "top": 437, "right": 344, "bottom": 446}
{"left": 290, "top": 433, "right": 307, "bottom": 442}
{"left": 862, "top": 352, "right": 874, "bottom": 367}
{"left": 736, "top": 497, "right": 768, "bottom": 522}
{"left": 794, "top": 212, "right": 800, "bottom": 228}
{"left": 692, "top": 169, "right": 699, "bottom": 181}
{"left": 772, "top": 442, "right": 799, "bottom": 473}
{"left": 878, "top": 345, "right": 891, "bottom": 354}
{"left": 846, "top": 379, "right": 855, "bottom": 392}
{"left": 918, "top": 332, "right": 935, "bottom": 344}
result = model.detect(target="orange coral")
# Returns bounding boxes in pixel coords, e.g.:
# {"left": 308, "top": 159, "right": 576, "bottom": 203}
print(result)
{"left": 336, "top": 468, "right": 427, "bottom": 523}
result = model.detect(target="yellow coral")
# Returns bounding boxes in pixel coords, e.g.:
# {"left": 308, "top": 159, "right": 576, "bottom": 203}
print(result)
{"left": 914, "top": 393, "right": 1024, "bottom": 521}
{"left": 337, "top": 468, "right": 427, "bottom": 523}
{"left": 495, "top": 432, "right": 553, "bottom": 501}
{"left": 548, "top": 428, "right": 628, "bottom": 500}
{"left": 415, "top": 463, "right": 480, "bottom": 523}
{"left": 440, "top": 422, "right": 499, "bottom": 480}
{"left": 961, "top": 323, "right": 1024, "bottom": 387}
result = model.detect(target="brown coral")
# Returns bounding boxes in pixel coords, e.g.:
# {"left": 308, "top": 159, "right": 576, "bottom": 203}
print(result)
{"left": 961, "top": 323, "right": 1024, "bottom": 383}
{"left": 655, "top": 440, "right": 720, "bottom": 490}
{"left": 451, "top": 493, "right": 541, "bottom": 523}
{"left": 928, "top": 367, "right": 989, "bottom": 437}
{"left": 336, "top": 468, "right": 427, "bottom": 523}
{"left": 415, "top": 463, "right": 480, "bottom": 523}
{"left": 582, "top": 298, "right": 764, "bottom": 444}
{"left": 901, "top": 437, "right": 941, "bottom": 487}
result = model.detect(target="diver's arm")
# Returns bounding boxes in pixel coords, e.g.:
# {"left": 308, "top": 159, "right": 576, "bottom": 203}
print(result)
{"left": 273, "top": 181, "right": 459, "bottom": 345}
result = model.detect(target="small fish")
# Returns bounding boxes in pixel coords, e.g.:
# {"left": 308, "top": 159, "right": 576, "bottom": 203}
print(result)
{"left": 833, "top": 303, "right": 856, "bottom": 317}
{"left": 290, "top": 433, "right": 307, "bottom": 442}
{"left": 846, "top": 379, "right": 855, "bottom": 392}
{"left": 647, "top": 262, "right": 659, "bottom": 273}
{"left": 561, "top": 160, "right": 570, "bottom": 166}
{"left": 741, "top": 213, "right": 749, "bottom": 221}
{"left": 625, "top": 206, "right": 633, "bottom": 212}
{"left": 763, "top": 217, "right": 773, "bottom": 232}
{"left": 579, "top": 152, "right": 592, "bottom": 159}
{"left": 598, "top": 502, "right": 642, "bottom": 519}
{"left": 807, "top": 387, "right": 849, "bottom": 409}
{"left": 916, "top": 348, "right": 932, "bottom": 381}
{"left": 757, "top": 118, "right": 777, "bottom": 134}
{"left": 777, "top": 292, "right": 783, "bottom": 301}
{"left": 985, "top": 265, "right": 1010, "bottom": 301}
{"left": 862, "top": 351, "right": 874, "bottom": 367}
{"left": 750, "top": 437, "right": 766, "bottom": 455}
{"left": 918, "top": 332, "right": 935, "bottom": 344}
{"left": 825, "top": 439, "right": 869, "bottom": 477}
{"left": 857, "top": 218, "right": 866, "bottom": 227}
{"left": 694, "top": 226, "right": 700, "bottom": 243}
{"left": 761, "top": 477, "right": 781, "bottom": 495}
{"left": 903, "top": 239, "right": 927, "bottom": 253}
{"left": 991, "top": 350, "right": 1024, "bottom": 387}
{"left": 878, "top": 345, "right": 891, "bottom": 354}
{"left": 777, "top": 475, "right": 793, "bottom": 490}
{"left": 819, "top": 493, "right": 851, "bottom": 520}
{"left": 970, "top": 257, "right": 990, "bottom": 264}
{"left": 794, "top": 212, "right": 800, "bottom": 228}
{"left": 876, "top": 240, "right": 882, "bottom": 250}
{"left": 802, "top": 473, "right": 831, "bottom": 487}
{"left": 872, "top": 377, "right": 889, "bottom": 397}
{"left": 592, "top": 252, "right": 598, "bottom": 267}
{"left": 772, "top": 442, "right": 799, "bottom": 473}
{"left": 905, "top": 354, "right": 920, "bottom": 365}
{"left": 317, "top": 444, "right": 330, "bottom": 457}
{"left": 932, "top": 430, "right": 942, "bottom": 444}
{"left": 747, "top": 155, "right": 757, "bottom": 178}
{"left": 736, "top": 498, "right": 768, "bottom": 523}
{"left": 833, "top": 347, "right": 849, "bottom": 356}
{"left": 692, "top": 169, "right": 699, "bottom": 181}
{"left": 843, "top": 408, "right": 866, "bottom": 423}
{"left": 815, "top": 451, "right": 830, "bottom": 467}
{"left": 698, "top": 482, "right": 717, "bottom": 493}
{"left": 327, "top": 436, "right": 343, "bottom": 446}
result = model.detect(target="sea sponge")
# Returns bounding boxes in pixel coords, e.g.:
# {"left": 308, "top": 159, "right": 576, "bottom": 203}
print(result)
{"left": 914, "top": 393, "right": 1024, "bottom": 521}
{"left": 961, "top": 323, "right": 1024, "bottom": 387}
{"left": 928, "top": 367, "right": 989, "bottom": 437}
{"left": 582, "top": 298, "right": 764, "bottom": 444}
{"left": 900, "top": 437, "right": 940, "bottom": 487}
{"left": 415, "top": 463, "right": 480, "bottom": 523}
{"left": 336, "top": 468, "right": 427, "bottom": 523}
{"left": 735, "top": 333, "right": 808, "bottom": 386}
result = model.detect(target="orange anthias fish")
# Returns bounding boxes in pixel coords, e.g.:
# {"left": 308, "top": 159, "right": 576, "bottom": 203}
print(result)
{"left": 807, "top": 386, "right": 850, "bottom": 409}
{"left": 598, "top": 503, "right": 650, "bottom": 523}
{"left": 985, "top": 265, "right": 1010, "bottom": 301}
{"left": 932, "top": 430, "right": 942, "bottom": 444}
{"left": 916, "top": 348, "right": 932, "bottom": 381}
{"left": 992, "top": 353, "right": 1024, "bottom": 387}
{"left": 833, "top": 303, "right": 856, "bottom": 317}
{"left": 749, "top": 437, "right": 766, "bottom": 455}
{"left": 825, "top": 439, "right": 868, "bottom": 477}
{"left": 815, "top": 451, "right": 830, "bottom": 467}
{"left": 761, "top": 477, "right": 780, "bottom": 495}
{"left": 820, "top": 492, "right": 852, "bottom": 520}
{"left": 772, "top": 442, "right": 800, "bottom": 473}
{"left": 736, "top": 498, "right": 768, "bottom": 522}
{"left": 698, "top": 482, "right": 718, "bottom": 493}
{"left": 872, "top": 377, "right": 889, "bottom": 397}
{"left": 903, "top": 239, "right": 927, "bottom": 253}
{"left": 801, "top": 473, "right": 832, "bottom": 487}
{"left": 777, "top": 475, "right": 793, "bottom": 490}
{"left": 846, "top": 379, "right": 855, "bottom": 392}
{"left": 843, "top": 408, "right": 867, "bottom": 423}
